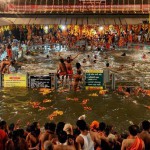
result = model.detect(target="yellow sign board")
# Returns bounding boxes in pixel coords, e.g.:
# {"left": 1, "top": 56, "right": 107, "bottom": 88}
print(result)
{"left": 4, "top": 74, "right": 27, "bottom": 87}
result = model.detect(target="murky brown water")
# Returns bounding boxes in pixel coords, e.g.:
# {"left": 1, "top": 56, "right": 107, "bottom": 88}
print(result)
{"left": 0, "top": 88, "right": 149, "bottom": 133}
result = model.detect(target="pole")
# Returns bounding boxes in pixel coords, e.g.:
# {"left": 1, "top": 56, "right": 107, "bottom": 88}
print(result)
{"left": 111, "top": 74, "right": 116, "bottom": 90}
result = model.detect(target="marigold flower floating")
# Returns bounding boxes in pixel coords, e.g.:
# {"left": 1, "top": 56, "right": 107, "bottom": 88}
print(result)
{"left": 99, "top": 90, "right": 107, "bottom": 95}
{"left": 48, "top": 110, "right": 64, "bottom": 120}
{"left": 144, "top": 105, "right": 150, "bottom": 109}
{"left": 81, "top": 99, "right": 92, "bottom": 111}
{"left": 74, "top": 98, "right": 79, "bottom": 101}
{"left": 66, "top": 97, "right": 79, "bottom": 101}
{"left": 88, "top": 93, "right": 98, "bottom": 97}
{"left": 29, "top": 102, "right": 41, "bottom": 108}
{"left": 43, "top": 99, "right": 52, "bottom": 103}
{"left": 82, "top": 99, "right": 89, "bottom": 105}
{"left": 39, "top": 88, "right": 52, "bottom": 95}
{"left": 38, "top": 106, "right": 47, "bottom": 111}
{"left": 83, "top": 106, "right": 92, "bottom": 111}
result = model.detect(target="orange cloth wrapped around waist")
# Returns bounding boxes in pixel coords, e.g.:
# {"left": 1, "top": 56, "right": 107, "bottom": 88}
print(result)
{"left": 127, "top": 137, "right": 143, "bottom": 150}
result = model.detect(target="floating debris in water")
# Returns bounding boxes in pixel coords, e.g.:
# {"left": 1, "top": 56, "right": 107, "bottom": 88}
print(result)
{"left": 43, "top": 99, "right": 52, "bottom": 103}
{"left": 132, "top": 100, "right": 138, "bottom": 105}
{"left": 39, "top": 88, "right": 52, "bottom": 95}
{"left": 129, "top": 121, "right": 134, "bottom": 125}
{"left": 38, "top": 106, "right": 47, "bottom": 111}
{"left": 89, "top": 93, "right": 98, "bottom": 97}
{"left": 29, "top": 102, "right": 41, "bottom": 108}
{"left": 78, "top": 114, "right": 86, "bottom": 120}
{"left": 82, "top": 99, "right": 89, "bottom": 105}
{"left": 48, "top": 110, "right": 63, "bottom": 120}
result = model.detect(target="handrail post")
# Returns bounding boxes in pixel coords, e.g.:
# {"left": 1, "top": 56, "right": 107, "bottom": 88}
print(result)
{"left": 0, "top": 73, "right": 2, "bottom": 88}
{"left": 111, "top": 74, "right": 116, "bottom": 90}
{"left": 141, "top": 76, "right": 145, "bottom": 89}
{"left": 54, "top": 74, "right": 58, "bottom": 90}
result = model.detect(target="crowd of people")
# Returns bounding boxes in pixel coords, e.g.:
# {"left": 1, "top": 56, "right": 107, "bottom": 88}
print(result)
{"left": 0, "top": 23, "right": 150, "bottom": 75}
{"left": 0, "top": 118, "right": 149, "bottom": 150}
{"left": 0, "top": 24, "right": 150, "bottom": 53}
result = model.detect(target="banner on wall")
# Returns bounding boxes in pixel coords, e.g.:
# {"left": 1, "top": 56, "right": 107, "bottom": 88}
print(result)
{"left": 5, "top": 4, "right": 150, "bottom": 12}
{"left": 4, "top": 74, "right": 27, "bottom": 87}
{"left": 85, "top": 70, "right": 103, "bottom": 90}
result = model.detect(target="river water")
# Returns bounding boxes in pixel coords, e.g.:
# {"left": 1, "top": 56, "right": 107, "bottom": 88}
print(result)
{"left": 0, "top": 46, "right": 150, "bottom": 133}
{"left": 0, "top": 87, "right": 149, "bottom": 133}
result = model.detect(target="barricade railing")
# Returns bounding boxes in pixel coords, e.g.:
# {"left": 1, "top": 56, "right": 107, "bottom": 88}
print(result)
{"left": 109, "top": 70, "right": 150, "bottom": 90}
{"left": 1, "top": 70, "right": 150, "bottom": 91}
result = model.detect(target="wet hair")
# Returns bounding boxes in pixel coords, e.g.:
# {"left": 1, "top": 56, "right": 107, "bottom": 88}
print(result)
{"left": 73, "top": 128, "right": 80, "bottom": 137}
{"left": 26, "top": 125, "right": 31, "bottom": 132}
{"left": 128, "top": 125, "right": 139, "bottom": 136}
{"left": 99, "top": 122, "right": 106, "bottom": 131}
{"left": 17, "top": 129, "right": 25, "bottom": 138}
{"left": 58, "top": 131, "right": 67, "bottom": 144}
{"left": 7, "top": 44, "right": 11, "bottom": 49}
{"left": 76, "top": 63, "right": 81, "bottom": 69}
{"left": 66, "top": 56, "right": 71, "bottom": 63}
{"left": 9, "top": 123, "right": 15, "bottom": 131}
{"left": 32, "top": 122, "right": 39, "bottom": 129}
{"left": 56, "top": 122, "right": 65, "bottom": 135}
{"left": 105, "top": 125, "right": 113, "bottom": 136}
{"left": 142, "top": 120, "right": 150, "bottom": 131}
{"left": 76, "top": 120, "right": 87, "bottom": 131}
{"left": 0, "top": 120, "right": 6, "bottom": 129}
{"left": 106, "top": 62, "right": 109, "bottom": 67}
{"left": 44, "top": 123, "right": 50, "bottom": 130}
{"left": 45, "top": 122, "right": 56, "bottom": 132}
{"left": 60, "top": 58, "right": 64, "bottom": 63}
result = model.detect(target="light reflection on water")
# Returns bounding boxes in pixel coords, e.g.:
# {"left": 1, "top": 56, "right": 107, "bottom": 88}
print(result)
{"left": 0, "top": 88, "right": 149, "bottom": 132}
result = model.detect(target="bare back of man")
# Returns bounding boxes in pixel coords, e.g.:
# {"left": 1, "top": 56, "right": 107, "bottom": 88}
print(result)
{"left": 40, "top": 132, "right": 57, "bottom": 150}
{"left": 54, "top": 145, "right": 76, "bottom": 150}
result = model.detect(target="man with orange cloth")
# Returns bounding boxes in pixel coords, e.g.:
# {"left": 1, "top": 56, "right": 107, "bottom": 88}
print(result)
{"left": 121, "top": 125, "right": 145, "bottom": 150}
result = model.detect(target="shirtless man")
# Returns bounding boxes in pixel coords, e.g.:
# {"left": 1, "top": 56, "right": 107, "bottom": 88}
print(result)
{"left": 76, "top": 120, "right": 101, "bottom": 150}
{"left": 138, "top": 120, "right": 150, "bottom": 150}
{"left": 57, "top": 59, "right": 67, "bottom": 80}
{"left": 0, "top": 58, "right": 11, "bottom": 73}
{"left": 39, "top": 122, "right": 56, "bottom": 150}
{"left": 59, "top": 53, "right": 80, "bottom": 79}
{"left": 5, "top": 129, "right": 28, "bottom": 150}
{"left": 73, "top": 70, "right": 82, "bottom": 91}
{"left": 53, "top": 131, "right": 75, "bottom": 150}
{"left": 121, "top": 125, "right": 145, "bottom": 150}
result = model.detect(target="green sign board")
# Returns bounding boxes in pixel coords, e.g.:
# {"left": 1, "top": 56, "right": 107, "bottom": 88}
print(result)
{"left": 85, "top": 70, "right": 103, "bottom": 90}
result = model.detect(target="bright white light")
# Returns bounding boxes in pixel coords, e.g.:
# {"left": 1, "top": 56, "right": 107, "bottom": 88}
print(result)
{"left": 61, "top": 25, "right": 66, "bottom": 31}
{"left": 44, "top": 26, "right": 48, "bottom": 30}
{"left": 99, "top": 26, "right": 104, "bottom": 31}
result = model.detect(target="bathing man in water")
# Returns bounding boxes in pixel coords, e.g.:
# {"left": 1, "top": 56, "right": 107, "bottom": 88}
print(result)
{"left": 59, "top": 53, "right": 80, "bottom": 79}
{"left": 57, "top": 58, "right": 67, "bottom": 81}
